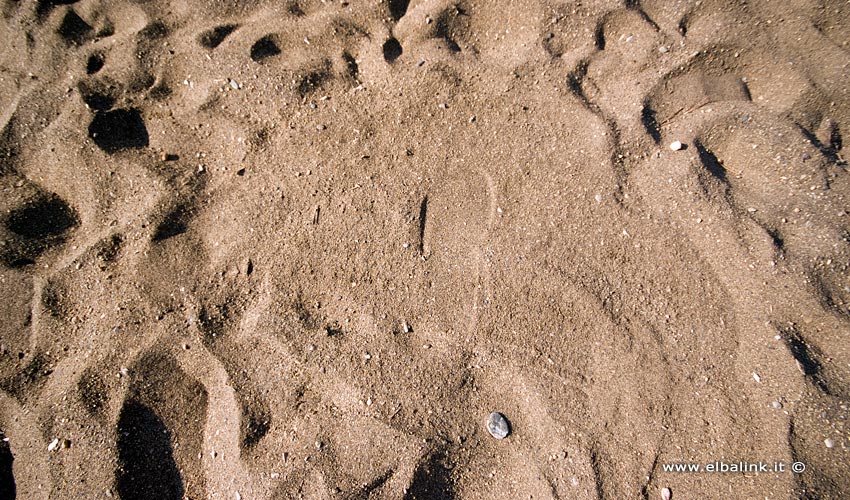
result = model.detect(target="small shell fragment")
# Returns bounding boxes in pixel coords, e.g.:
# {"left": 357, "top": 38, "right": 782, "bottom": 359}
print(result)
{"left": 661, "top": 487, "right": 672, "bottom": 500}
{"left": 48, "top": 438, "right": 60, "bottom": 451}
{"left": 669, "top": 140, "right": 683, "bottom": 151}
{"left": 486, "top": 412, "right": 511, "bottom": 439}
{"left": 825, "top": 438, "right": 836, "bottom": 448}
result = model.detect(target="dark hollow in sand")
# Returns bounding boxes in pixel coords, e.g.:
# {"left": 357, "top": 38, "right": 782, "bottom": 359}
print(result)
{"left": 88, "top": 109, "right": 149, "bottom": 153}
{"left": 250, "top": 35, "right": 281, "bottom": 62}
{"left": 116, "top": 400, "right": 184, "bottom": 500}
{"left": 383, "top": 37, "right": 403, "bottom": 63}
{"left": 0, "top": 431, "right": 14, "bottom": 500}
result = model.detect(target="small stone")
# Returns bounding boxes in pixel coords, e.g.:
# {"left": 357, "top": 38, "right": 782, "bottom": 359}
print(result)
{"left": 824, "top": 438, "right": 835, "bottom": 448}
{"left": 402, "top": 320, "right": 411, "bottom": 333}
{"left": 230, "top": 80, "right": 239, "bottom": 90}
{"left": 771, "top": 401, "right": 783, "bottom": 409}
{"left": 594, "top": 193, "right": 602, "bottom": 203}
{"left": 48, "top": 438, "right": 60, "bottom": 451}
{"left": 119, "top": 367, "right": 130, "bottom": 377}
{"left": 61, "top": 439, "right": 71, "bottom": 449}
{"left": 316, "top": 124, "right": 326, "bottom": 130}
{"left": 661, "top": 487, "right": 672, "bottom": 500}
{"left": 669, "top": 140, "right": 683, "bottom": 151}
{"left": 270, "top": 472, "right": 280, "bottom": 479}
{"left": 752, "top": 372, "right": 761, "bottom": 383}
{"left": 658, "top": 46, "right": 668, "bottom": 53}
{"left": 486, "top": 412, "right": 511, "bottom": 439}
{"left": 438, "top": 103, "right": 448, "bottom": 109}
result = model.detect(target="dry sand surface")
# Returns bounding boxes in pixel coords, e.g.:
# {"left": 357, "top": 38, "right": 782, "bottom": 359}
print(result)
{"left": 1, "top": 0, "right": 849, "bottom": 498}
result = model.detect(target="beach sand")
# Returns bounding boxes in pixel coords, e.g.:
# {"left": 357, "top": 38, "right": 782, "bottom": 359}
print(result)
{"left": 0, "top": 0, "right": 849, "bottom": 498}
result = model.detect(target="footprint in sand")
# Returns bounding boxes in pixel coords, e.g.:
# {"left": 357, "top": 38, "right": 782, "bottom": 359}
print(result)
{"left": 116, "top": 353, "right": 208, "bottom": 500}
{"left": 0, "top": 429, "right": 14, "bottom": 499}
{"left": 250, "top": 34, "right": 282, "bottom": 63}
{"left": 198, "top": 24, "right": 239, "bottom": 49}
{"left": 1, "top": 188, "right": 78, "bottom": 268}
{"left": 116, "top": 400, "right": 184, "bottom": 500}
{"left": 88, "top": 108, "right": 149, "bottom": 154}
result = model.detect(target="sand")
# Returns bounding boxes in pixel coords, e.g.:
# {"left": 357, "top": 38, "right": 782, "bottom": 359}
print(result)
{"left": 0, "top": 0, "right": 849, "bottom": 498}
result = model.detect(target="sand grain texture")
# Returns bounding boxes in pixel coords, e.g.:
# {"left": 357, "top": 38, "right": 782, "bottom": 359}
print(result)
{"left": 1, "top": 0, "right": 849, "bottom": 498}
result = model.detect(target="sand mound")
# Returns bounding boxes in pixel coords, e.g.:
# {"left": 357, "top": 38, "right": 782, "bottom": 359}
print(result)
{"left": 1, "top": 0, "right": 849, "bottom": 498}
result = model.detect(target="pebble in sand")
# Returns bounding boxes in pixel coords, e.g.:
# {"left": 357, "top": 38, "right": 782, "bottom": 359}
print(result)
{"left": 487, "top": 412, "right": 511, "bottom": 439}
